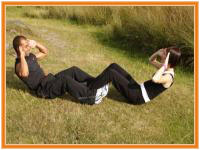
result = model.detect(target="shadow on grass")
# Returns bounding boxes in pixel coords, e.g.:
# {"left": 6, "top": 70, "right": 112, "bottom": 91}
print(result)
{"left": 90, "top": 30, "right": 154, "bottom": 66}
{"left": 107, "top": 87, "right": 130, "bottom": 104}
{"left": 6, "top": 67, "right": 80, "bottom": 104}
{"left": 6, "top": 67, "right": 29, "bottom": 92}
{"left": 90, "top": 30, "right": 194, "bottom": 73}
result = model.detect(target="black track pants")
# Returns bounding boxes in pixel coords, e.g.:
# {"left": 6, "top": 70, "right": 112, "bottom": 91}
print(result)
{"left": 88, "top": 63, "right": 145, "bottom": 104}
{"left": 36, "top": 66, "right": 96, "bottom": 104}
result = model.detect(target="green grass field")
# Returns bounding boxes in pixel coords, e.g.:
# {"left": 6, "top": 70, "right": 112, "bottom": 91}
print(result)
{"left": 6, "top": 6, "right": 194, "bottom": 144}
{"left": 22, "top": 5, "right": 194, "bottom": 70}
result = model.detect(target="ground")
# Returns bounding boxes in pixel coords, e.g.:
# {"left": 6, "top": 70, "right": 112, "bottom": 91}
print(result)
{"left": 5, "top": 7, "right": 194, "bottom": 144}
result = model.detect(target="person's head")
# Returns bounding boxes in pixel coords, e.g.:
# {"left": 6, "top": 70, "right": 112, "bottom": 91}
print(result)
{"left": 166, "top": 47, "right": 181, "bottom": 68}
{"left": 13, "top": 35, "right": 31, "bottom": 56}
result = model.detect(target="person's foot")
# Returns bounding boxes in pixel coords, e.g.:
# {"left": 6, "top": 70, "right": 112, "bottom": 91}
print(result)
{"left": 95, "top": 84, "right": 109, "bottom": 104}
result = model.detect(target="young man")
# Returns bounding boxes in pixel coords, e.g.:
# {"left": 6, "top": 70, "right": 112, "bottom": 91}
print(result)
{"left": 13, "top": 35, "right": 108, "bottom": 105}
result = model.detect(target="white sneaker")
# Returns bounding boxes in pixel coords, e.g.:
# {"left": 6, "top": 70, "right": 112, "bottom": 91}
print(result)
{"left": 95, "top": 84, "right": 109, "bottom": 104}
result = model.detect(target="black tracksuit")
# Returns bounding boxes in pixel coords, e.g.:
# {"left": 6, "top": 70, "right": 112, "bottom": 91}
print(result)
{"left": 87, "top": 63, "right": 145, "bottom": 104}
{"left": 15, "top": 53, "right": 96, "bottom": 104}
{"left": 87, "top": 63, "right": 172, "bottom": 104}
{"left": 15, "top": 53, "right": 171, "bottom": 105}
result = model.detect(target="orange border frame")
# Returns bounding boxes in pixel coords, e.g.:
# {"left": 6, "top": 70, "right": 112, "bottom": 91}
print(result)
{"left": 1, "top": 1, "right": 199, "bottom": 149}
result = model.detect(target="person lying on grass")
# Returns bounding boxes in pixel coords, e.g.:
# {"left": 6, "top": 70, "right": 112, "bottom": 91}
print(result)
{"left": 13, "top": 35, "right": 108, "bottom": 105}
{"left": 87, "top": 47, "right": 181, "bottom": 104}
{"left": 13, "top": 35, "right": 181, "bottom": 105}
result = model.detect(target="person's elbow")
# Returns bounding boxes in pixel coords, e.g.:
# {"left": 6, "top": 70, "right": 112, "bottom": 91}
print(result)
{"left": 148, "top": 58, "right": 152, "bottom": 64}
{"left": 43, "top": 48, "right": 48, "bottom": 57}
{"left": 19, "top": 71, "right": 29, "bottom": 77}
{"left": 152, "top": 76, "right": 160, "bottom": 83}
{"left": 149, "top": 58, "right": 155, "bottom": 65}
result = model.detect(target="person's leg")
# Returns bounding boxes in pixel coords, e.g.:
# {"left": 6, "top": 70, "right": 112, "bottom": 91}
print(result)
{"left": 54, "top": 66, "right": 94, "bottom": 83}
{"left": 88, "top": 69, "right": 131, "bottom": 99}
{"left": 106, "top": 63, "right": 138, "bottom": 84}
{"left": 39, "top": 75, "right": 96, "bottom": 104}
{"left": 106, "top": 63, "right": 131, "bottom": 79}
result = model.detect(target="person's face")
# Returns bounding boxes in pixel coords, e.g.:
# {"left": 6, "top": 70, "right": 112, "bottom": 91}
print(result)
{"left": 19, "top": 39, "right": 31, "bottom": 53}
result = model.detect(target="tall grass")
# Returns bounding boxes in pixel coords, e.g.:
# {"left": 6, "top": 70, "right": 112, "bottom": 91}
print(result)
{"left": 6, "top": 6, "right": 194, "bottom": 144}
{"left": 23, "top": 6, "right": 112, "bottom": 25}
{"left": 23, "top": 6, "right": 194, "bottom": 68}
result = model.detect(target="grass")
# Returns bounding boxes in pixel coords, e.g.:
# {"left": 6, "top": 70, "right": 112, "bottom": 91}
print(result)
{"left": 21, "top": 6, "right": 194, "bottom": 70}
{"left": 6, "top": 6, "right": 194, "bottom": 144}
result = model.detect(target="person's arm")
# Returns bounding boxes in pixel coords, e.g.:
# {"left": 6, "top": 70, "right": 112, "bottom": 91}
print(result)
{"left": 149, "top": 48, "right": 167, "bottom": 69}
{"left": 152, "top": 52, "right": 171, "bottom": 84}
{"left": 16, "top": 46, "right": 29, "bottom": 77}
{"left": 149, "top": 54, "right": 163, "bottom": 69}
{"left": 28, "top": 40, "right": 48, "bottom": 60}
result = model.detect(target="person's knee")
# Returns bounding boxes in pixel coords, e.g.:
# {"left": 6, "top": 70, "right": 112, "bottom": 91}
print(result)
{"left": 108, "top": 68, "right": 115, "bottom": 73}
{"left": 109, "top": 63, "right": 120, "bottom": 69}
{"left": 109, "top": 63, "right": 117, "bottom": 67}
{"left": 71, "top": 66, "right": 79, "bottom": 70}
{"left": 107, "top": 69, "right": 118, "bottom": 77}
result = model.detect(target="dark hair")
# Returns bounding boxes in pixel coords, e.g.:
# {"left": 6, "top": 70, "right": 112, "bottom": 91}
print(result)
{"left": 13, "top": 35, "right": 27, "bottom": 56}
{"left": 166, "top": 47, "right": 181, "bottom": 68}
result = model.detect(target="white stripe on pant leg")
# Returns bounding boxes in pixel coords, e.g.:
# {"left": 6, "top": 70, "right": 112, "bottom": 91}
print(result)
{"left": 140, "top": 83, "right": 150, "bottom": 103}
